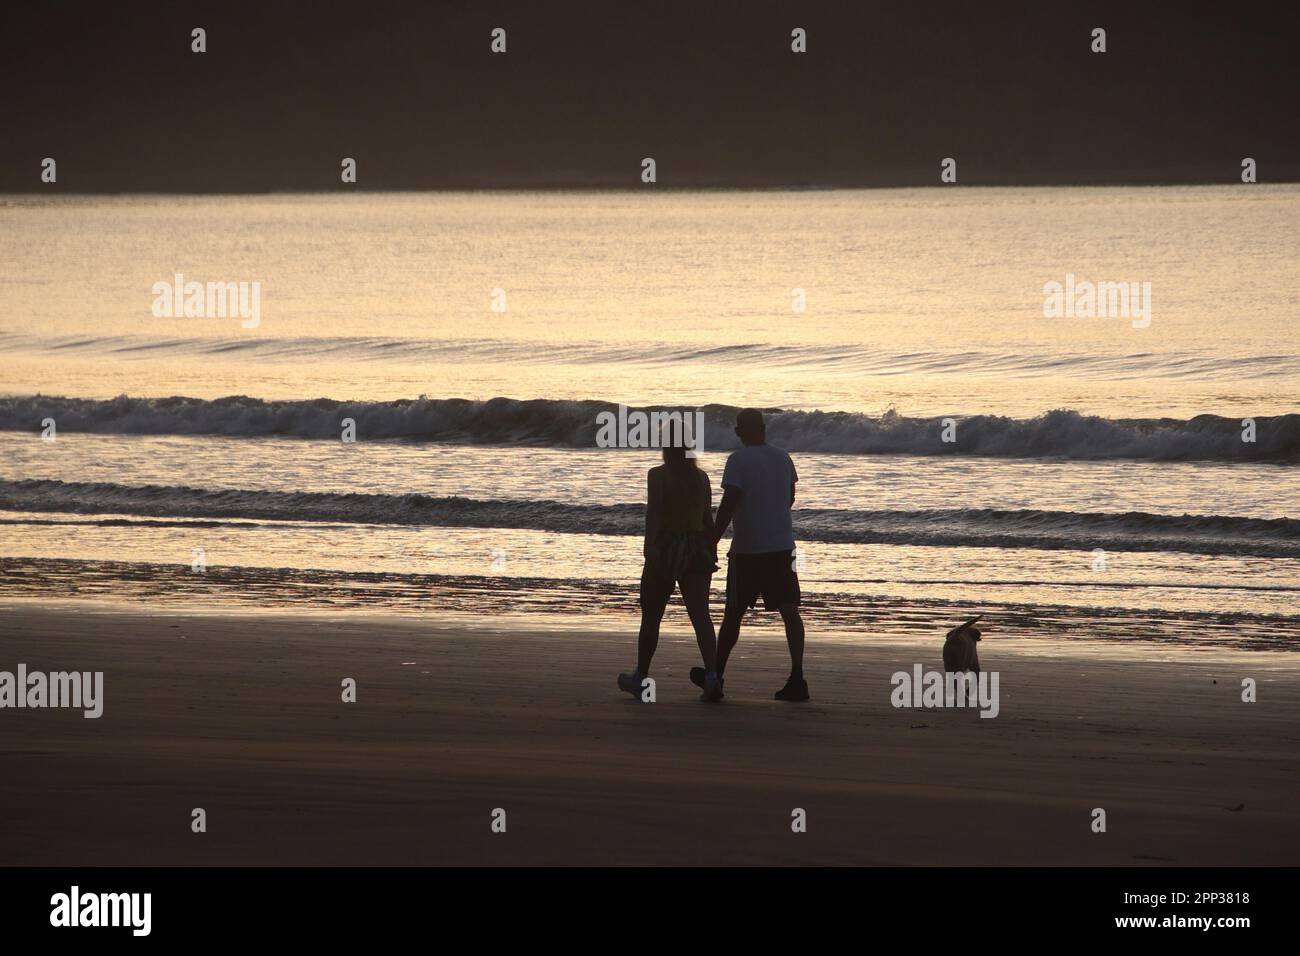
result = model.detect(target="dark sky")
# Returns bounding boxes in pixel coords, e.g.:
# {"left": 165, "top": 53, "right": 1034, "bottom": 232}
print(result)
{"left": 3, "top": 0, "right": 1298, "bottom": 191}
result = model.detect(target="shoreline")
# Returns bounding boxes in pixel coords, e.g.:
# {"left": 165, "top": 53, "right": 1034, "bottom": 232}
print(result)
{"left": 4, "top": 557, "right": 1298, "bottom": 655}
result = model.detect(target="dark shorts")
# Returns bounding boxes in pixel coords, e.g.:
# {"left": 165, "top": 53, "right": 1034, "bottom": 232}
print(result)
{"left": 639, "top": 532, "right": 717, "bottom": 608}
{"left": 726, "top": 550, "right": 801, "bottom": 612}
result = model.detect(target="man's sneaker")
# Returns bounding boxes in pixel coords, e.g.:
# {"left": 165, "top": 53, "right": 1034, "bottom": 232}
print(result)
{"left": 690, "top": 667, "right": 724, "bottom": 698}
{"left": 618, "top": 671, "right": 643, "bottom": 696}
{"left": 700, "top": 671, "right": 723, "bottom": 702}
{"left": 774, "top": 676, "right": 809, "bottom": 702}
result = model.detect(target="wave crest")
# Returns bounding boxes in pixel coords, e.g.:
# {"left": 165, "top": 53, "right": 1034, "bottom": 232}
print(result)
{"left": 1, "top": 395, "right": 1297, "bottom": 461}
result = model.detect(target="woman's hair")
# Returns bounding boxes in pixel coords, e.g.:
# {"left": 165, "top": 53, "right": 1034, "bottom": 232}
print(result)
{"left": 660, "top": 443, "right": 705, "bottom": 513}
{"left": 661, "top": 443, "right": 696, "bottom": 470}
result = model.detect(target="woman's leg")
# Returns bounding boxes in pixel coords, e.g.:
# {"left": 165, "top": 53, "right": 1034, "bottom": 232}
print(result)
{"left": 637, "top": 566, "right": 671, "bottom": 676}
{"left": 678, "top": 571, "right": 717, "bottom": 672}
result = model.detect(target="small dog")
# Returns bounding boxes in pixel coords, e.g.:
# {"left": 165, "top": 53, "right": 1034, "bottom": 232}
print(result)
{"left": 942, "top": 615, "right": 983, "bottom": 673}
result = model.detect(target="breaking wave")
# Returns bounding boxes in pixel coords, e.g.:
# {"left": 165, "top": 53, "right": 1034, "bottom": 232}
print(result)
{"left": 2, "top": 395, "right": 1297, "bottom": 461}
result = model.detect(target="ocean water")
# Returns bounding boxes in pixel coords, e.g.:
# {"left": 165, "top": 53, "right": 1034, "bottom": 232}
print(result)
{"left": 1, "top": 188, "right": 1297, "bottom": 645}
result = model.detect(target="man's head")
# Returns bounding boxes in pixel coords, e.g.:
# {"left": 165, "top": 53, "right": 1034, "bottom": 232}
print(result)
{"left": 735, "top": 408, "right": 766, "bottom": 446}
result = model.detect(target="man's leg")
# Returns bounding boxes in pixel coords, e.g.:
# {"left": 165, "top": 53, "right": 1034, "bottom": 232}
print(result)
{"left": 777, "top": 602, "right": 805, "bottom": 680}
{"left": 715, "top": 551, "right": 762, "bottom": 679}
{"left": 715, "top": 602, "right": 744, "bottom": 678}
{"left": 772, "top": 601, "right": 809, "bottom": 701}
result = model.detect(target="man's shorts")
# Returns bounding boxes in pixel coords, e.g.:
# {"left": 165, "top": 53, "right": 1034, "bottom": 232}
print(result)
{"left": 725, "top": 550, "right": 801, "bottom": 612}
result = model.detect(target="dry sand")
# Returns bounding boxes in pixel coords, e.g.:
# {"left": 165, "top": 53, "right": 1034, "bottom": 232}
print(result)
{"left": 1, "top": 602, "right": 1296, "bottom": 865}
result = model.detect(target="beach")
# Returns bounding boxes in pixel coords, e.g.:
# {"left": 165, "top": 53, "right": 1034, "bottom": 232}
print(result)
{"left": 2, "top": 187, "right": 1297, "bottom": 870}
{"left": 2, "top": 602, "right": 1296, "bottom": 867}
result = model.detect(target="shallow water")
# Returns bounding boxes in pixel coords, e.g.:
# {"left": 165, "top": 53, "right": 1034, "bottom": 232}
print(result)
{"left": 2, "top": 188, "right": 1297, "bottom": 641}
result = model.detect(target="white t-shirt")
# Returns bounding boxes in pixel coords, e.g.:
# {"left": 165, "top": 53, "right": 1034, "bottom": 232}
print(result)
{"left": 721, "top": 444, "right": 798, "bottom": 554}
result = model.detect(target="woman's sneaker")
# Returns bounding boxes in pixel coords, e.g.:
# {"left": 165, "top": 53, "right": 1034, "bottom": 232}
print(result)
{"left": 617, "top": 671, "right": 643, "bottom": 696}
{"left": 774, "top": 676, "right": 809, "bottom": 702}
{"left": 690, "top": 667, "right": 724, "bottom": 700}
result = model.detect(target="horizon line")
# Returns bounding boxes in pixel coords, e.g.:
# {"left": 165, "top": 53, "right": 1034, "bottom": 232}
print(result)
{"left": 6, "top": 180, "right": 1299, "bottom": 197}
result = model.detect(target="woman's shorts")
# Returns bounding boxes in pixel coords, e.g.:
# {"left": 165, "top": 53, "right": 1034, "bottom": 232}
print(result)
{"left": 639, "top": 532, "right": 717, "bottom": 606}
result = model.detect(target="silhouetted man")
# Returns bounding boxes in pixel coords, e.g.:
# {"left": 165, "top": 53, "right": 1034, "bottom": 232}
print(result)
{"left": 693, "top": 408, "right": 808, "bottom": 701}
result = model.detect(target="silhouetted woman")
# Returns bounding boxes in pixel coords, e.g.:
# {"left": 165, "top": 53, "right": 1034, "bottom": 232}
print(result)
{"left": 618, "top": 443, "right": 721, "bottom": 701}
